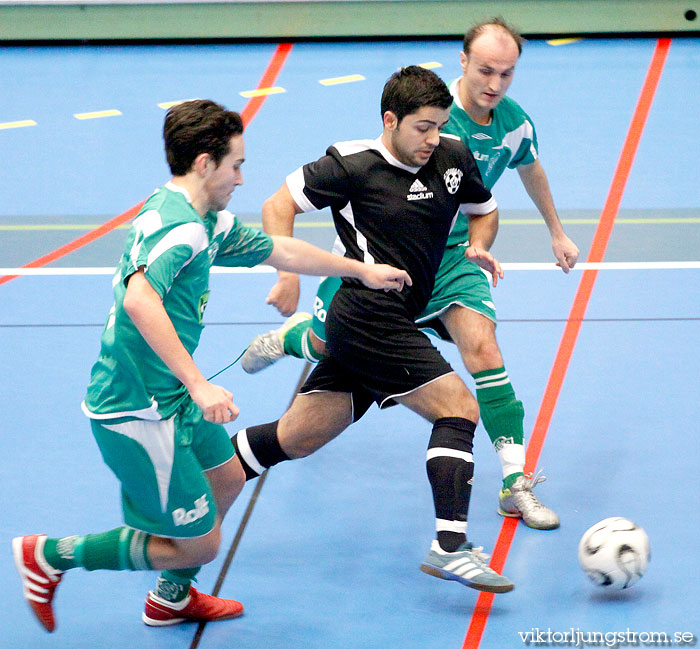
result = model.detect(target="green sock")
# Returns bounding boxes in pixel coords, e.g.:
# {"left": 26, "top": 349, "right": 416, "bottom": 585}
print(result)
{"left": 283, "top": 322, "right": 323, "bottom": 362}
{"left": 43, "top": 527, "right": 151, "bottom": 572}
{"left": 155, "top": 567, "right": 201, "bottom": 603}
{"left": 473, "top": 366, "right": 526, "bottom": 490}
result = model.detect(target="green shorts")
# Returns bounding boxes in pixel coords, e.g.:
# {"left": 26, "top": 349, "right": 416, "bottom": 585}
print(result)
{"left": 311, "top": 245, "right": 496, "bottom": 344}
{"left": 415, "top": 245, "right": 497, "bottom": 341}
{"left": 311, "top": 275, "right": 343, "bottom": 342}
{"left": 90, "top": 398, "right": 235, "bottom": 539}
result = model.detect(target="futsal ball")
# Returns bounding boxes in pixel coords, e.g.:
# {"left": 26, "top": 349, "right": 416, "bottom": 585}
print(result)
{"left": 577, "top": 517, "right": 650, "bottom": 589}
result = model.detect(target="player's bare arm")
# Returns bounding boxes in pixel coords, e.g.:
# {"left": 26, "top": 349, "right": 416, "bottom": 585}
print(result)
{"left": 517, "top": 159, "right": 580, "bottom": 272}
{"left": 261, "top": 184, "right": 303, "bottom": 315}
{"left": 465, "top": 207, "right": 503, "bottom": 286}
{"left": 122, "top": 269, "right": 239, "bottom": 424}
{"left": 266, "top": 236, "right": 412, "bottom": 292}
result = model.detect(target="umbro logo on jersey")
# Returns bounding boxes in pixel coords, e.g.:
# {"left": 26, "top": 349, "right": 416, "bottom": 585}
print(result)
{"left": 472, "top": 133, "right": 492, "bottom": 140}
{"left": 407, "top": 178, "right": 433, "bottom": 201}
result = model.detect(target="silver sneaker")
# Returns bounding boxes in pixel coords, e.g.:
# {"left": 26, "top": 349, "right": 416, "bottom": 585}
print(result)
{"left": 420, "top": 540, "right": 514, "bottom": 593}
{"left": 241, "top": 312, "right": 311, "bottom": 374}
{"left": 498, "top": 470, "right": 560, "bottom": 530}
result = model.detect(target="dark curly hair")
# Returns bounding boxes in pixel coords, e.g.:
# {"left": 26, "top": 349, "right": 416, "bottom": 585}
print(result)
{"left": 380, "top": 65, "right": 452, "bottom": 124}
{"left": 163, "top": 100, "right": 244, "bottom": 176}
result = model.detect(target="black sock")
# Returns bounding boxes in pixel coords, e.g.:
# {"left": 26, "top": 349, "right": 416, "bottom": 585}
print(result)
{"left": 426, "top": 417, "right": 476, "bottom": 552}
{"left": 231, "top": 421, "right": 290, "bottom": 480}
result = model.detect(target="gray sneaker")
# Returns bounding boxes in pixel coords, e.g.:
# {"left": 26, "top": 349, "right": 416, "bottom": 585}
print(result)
{"left": 241, "top": 312, "right": 312, "bottom": 374}
{"left": 420, "top": 540, "right": 514, "bottom": 593}
{"left": 498, "top": 471, "right": 560, "bottom": 530}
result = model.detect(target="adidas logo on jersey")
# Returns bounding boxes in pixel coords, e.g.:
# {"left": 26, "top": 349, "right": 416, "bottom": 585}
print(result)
{"left": 472, "top": 133, "right": 492, "bottom": 140}
{"left": 407, "top": 178, "right": 433, "bottom": 201}
{"left": 409, "top": 179, "right": 428, "bottom": 193}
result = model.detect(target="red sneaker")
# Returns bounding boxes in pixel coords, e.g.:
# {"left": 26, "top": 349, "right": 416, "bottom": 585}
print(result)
{"left": 142, "top": 587, "right": 244, "bottom": 626}
{"left": 12, "top": 534, "right": 63, "bottom": 633}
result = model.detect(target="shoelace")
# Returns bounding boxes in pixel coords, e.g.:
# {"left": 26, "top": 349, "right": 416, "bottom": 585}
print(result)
{"left": 256, "top": 332, "right": 283, "bottom": 356}
{"left": 515, "top": 469, "right": 548, "bottom": 510}
{"left": 464, "top": 544, "right": 491, "bottom": 566}
{"left": 524, "top": 468, "right": 547, "bottom": 489}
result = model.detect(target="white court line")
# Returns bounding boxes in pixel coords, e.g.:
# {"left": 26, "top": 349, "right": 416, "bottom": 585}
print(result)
{"left": 1, "top": 262, "right": 699, "bottom": 276}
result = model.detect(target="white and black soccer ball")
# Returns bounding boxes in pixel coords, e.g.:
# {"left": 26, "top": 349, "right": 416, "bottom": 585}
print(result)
{"left": 578, "top": 517, "right": 650, "bottom": 589}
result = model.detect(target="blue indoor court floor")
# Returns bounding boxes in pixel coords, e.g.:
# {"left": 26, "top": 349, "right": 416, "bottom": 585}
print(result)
{"left": 1, "top": 36, "right": 699, "bottom": 649}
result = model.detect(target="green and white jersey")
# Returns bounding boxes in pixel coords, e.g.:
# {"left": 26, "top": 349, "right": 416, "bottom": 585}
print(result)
{"left": 445, "top": 78, "right": 538, "bottom": 247}
{"left": 83, "top": 182, "right": 273, "bottom": 421}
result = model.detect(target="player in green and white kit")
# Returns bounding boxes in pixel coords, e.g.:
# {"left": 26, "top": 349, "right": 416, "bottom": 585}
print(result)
{"left": 241, "top": 19, "right": 580, "bottom": 530}
{"left": 12, "top": 100, "right": 410, "bottom": 634}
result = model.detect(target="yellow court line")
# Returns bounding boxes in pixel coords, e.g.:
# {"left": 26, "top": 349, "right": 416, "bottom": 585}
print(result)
{"left": 239, "top": 87, "right": 285, "bottom": 98}
{"left": 547, "top": 38, "right": 584, "bottom": 46}
{"left": 418, "top": 62, "right": 443, "bottom": 69}
{"left": 74, "top": 110, "right": 123, "bottom": 120}
{"left": 319, "top": 74, "right": 366, "bottom": 86}
{"left": 0, "top": 120, "right": 37, "bottom": 130}
{"left": 158, "top": 99, "right": 199, "bottom": 109}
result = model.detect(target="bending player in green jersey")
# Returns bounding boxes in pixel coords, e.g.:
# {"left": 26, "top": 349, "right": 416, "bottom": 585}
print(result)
{"left": 241, "top": 19, "right": 579, "bottom": 530}
{"left": 12, "top": 100, "right": 410, "bottom": 634}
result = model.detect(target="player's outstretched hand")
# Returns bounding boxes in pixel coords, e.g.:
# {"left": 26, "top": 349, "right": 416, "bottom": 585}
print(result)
{"left": 266, "top": 271, "right": 301, "bottom": 316}
{"left": 552, "top": 233, "right": 580, "bottom": 273}
{"left": 360, "top": 264, "right": 412, "bottom": 292}
{"left": 190, "top": 380, "right": 240, "bottom": 424}
{"left": 465, "top": 245, "right": 504, "bottom": 287}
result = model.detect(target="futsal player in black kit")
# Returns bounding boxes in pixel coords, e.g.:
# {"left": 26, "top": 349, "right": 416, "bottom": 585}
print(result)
{"left": 232, "top": 66, "right": 513, "bottom": 593}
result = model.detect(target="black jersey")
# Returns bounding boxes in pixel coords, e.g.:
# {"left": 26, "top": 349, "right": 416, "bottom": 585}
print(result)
{"left": 286, "top": 135, "right": 496, "bottom": 316}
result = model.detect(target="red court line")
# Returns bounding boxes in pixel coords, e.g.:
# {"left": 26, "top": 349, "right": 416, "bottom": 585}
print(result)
{"left": 462, "top": 37, "right": 671, "bottom": 649}
{"left": 0, "top": 201, "right": 145, "bottom": 287}
{"left": 0, "top": 42, "right": 294, "bottom": 288}
{"left": 241, "top": 42, "right": 293, "bottom": 127}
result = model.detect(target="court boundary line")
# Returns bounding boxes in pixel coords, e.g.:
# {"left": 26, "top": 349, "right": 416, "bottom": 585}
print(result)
{"left": 461, "top": 36, "right": 672, "bottom": 649}
{"left": 0, "top": 42, "right": 293, "bottom": 289}
{"left": 1, "top": 260, "right": 698, "bottom": 277}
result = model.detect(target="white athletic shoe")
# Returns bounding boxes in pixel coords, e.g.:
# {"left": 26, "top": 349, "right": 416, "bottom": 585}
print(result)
{"left": 420, "top": 540, "right": 514, "bottom": 593}
{"left": 240, "top": 312, "right": 312, "bottom": 374}
{"left": 498, "top": 471, "right": 560, "bottom": 530}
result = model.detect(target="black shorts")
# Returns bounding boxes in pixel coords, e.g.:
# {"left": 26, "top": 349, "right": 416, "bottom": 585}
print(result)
{"left": 299, "top": 287, "right": 454, "bottom": 421}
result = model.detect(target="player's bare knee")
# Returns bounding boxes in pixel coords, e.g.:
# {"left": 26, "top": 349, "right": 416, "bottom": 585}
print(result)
{"left": 478, "top": 339, "right": 503, "bottom": 368}
{"left": 309, "top": 331, "right": 327, "bottom": 357}
{"left": 208, "top": 455, "right": 245, "bottom": 499}
{"left": 277, "top": 417, "right": 331, "bottom": 459}
{"left": 194, "top": 526, "right": 221, "bottom": 565}
{"left": 279, "top": 394, "right": 350, "bottom": 459}
{"left": 172, "top": 525, "right": 221, "bottom": 567}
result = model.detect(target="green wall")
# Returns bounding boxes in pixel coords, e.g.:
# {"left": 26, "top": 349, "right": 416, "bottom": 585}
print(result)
{"left": 1, "top": 0, "right": 698, "bottom": 41}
